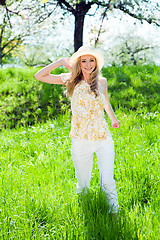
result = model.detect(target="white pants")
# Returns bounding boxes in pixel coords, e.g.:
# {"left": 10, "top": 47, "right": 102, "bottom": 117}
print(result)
{"left": 71, "top": 136, "right": 118, "bottom": 212}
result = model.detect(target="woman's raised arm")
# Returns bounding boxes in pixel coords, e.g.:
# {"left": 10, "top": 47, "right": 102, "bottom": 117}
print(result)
{"left": 34, "top": 58, "right": 71, "bottom": 84}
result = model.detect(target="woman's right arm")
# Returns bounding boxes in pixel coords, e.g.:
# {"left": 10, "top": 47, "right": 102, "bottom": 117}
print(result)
{"left": 34, "top": 58, "right": 71, "bottom": 84}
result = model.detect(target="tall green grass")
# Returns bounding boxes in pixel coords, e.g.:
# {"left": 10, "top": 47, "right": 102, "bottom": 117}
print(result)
{"left": 102, "top": 65, "right": 160, "bottom": 112}
{"left": 0, "top": 67, "right": 69, "bottom": 129}
{"left": 0, "top": 111, "right": 159, "bottom": 239}
{"left": 0, "top": 65, "right": 160, "bottom": 129}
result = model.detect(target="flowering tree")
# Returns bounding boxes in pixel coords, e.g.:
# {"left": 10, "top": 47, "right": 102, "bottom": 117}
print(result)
{"left": 108, "top": 36, "right": 157, "bottom": 66}
{"left": 0, "top": 15, "right": 21, "bottom": 65}
{"left": 0, "top": 0, "right": 30, "bottom": 65}
{"left": 1, "top": 0, "right": 160, "bottom": 64}
{"left": 31, "top": 0, "right": 160, "bottom": 51}
{"left": 0, "top": 0, "right": 50, "bottom": 65}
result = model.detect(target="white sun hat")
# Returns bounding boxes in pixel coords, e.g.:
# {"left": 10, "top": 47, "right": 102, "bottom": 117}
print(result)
{"left": 70, "top": 46, "right": 104, "bottom": 70}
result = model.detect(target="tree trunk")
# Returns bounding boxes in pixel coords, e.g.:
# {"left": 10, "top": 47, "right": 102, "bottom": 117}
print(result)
{"left": 0, "top": 48, "right": 2, "bottom": 66}
{"left": 0, "top": 38, "right": 2, "bottom": 66}
{"left": 0, "top": 0, "right": 6, "bottom": 6}
{"left": 74, "top": 12, "right": 85, "bottom": 52}
{"left": 74, "top": 2, "right": 92, "bottom": 52}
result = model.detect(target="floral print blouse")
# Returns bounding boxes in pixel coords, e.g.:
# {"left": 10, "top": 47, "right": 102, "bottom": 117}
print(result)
{"left": 60, "top": 73, "right": 110, "bottom": 141}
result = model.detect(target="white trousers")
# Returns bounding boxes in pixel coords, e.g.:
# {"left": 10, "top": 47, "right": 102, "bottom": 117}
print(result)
{"left": 71, "top": 136, "right": 118, "bottom": 212}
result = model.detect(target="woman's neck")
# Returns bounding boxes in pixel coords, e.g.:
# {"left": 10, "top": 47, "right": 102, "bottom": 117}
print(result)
{"left": 82, "top": 73, "right": 91, "bottom": 84}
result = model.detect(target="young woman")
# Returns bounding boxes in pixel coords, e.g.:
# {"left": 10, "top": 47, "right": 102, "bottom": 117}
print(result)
{"left": 34, "top": 46, "right": 120, "bottom": 213}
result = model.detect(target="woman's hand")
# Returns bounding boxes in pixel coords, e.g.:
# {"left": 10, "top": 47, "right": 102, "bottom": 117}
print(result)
{"left": 112, "top": 120, "right": 120, "bottom": 128}
{"left": 61, "top": 58, "right": 71, "bottom": 69}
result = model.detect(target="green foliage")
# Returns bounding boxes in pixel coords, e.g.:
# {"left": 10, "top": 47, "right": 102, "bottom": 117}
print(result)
{"left": 102, "top": 65, "right": 160, "bottom": 112}
{"left": 0, "top": 67, "right": 70, "bottom": 129}
{"left": 0, "top": 65, "right": 160, "bottom": 130}
{"left": 0, "top": 111, "right": 159, "bottom": 239}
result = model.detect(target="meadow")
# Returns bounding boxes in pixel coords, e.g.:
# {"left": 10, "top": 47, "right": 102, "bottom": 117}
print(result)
{"left": 0, "top": 65, "right": 159, "bottom": 129}
{"left": 0, "top": 66, "right": 160, "bottom": 239}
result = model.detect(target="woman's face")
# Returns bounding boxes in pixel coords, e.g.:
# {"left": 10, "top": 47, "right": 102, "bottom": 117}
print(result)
{"left": 80, "top": 55, "right": 96, "bottom": 75}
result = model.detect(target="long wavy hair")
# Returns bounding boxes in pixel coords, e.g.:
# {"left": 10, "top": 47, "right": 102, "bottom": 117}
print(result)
{"left": 64, "top": 56, "right": 100, "bottom": 97}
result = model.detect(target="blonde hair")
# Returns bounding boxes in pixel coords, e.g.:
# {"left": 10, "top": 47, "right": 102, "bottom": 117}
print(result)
{"left": 65, "top": 57, "right": 100, "bottom": 97}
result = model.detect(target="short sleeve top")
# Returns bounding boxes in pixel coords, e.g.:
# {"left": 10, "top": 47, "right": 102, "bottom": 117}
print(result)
{"left": 60, "top": 73, "right": 110, "bottom": 141}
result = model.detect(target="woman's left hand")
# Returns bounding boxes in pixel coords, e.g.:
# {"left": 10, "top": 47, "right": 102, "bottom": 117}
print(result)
{"left": 112, "top": 120, "right": 120, "bottom": 128}
{"left": 61, "top": 58, "right": 72, "bottom": 69}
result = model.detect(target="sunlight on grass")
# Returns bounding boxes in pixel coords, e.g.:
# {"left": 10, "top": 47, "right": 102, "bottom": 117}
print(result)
{"left": 0, "top": 111, "right": 159, "bottom": 239}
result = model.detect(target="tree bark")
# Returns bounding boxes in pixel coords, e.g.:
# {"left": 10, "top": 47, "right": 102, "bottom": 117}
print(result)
{"left": 0, "top": 48, "right": 2, "bottom": 66}
{"left": 74, "top": 2, "right": 92, "bottom": 52}
{"left": 0, "top": 0, "right": 6, "bottom": 6}
{"left": 74, "top": 12, "right": 85, "bottom": 51}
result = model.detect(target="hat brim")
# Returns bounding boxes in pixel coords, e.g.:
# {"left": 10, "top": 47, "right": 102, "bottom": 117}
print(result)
{"left": 70, "top": 48, "right": 104, "bottom": 70}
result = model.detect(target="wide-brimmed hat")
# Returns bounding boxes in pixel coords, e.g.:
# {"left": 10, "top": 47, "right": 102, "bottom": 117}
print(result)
{"left": 70, "top": 46, "right": 104, "bottom": 70}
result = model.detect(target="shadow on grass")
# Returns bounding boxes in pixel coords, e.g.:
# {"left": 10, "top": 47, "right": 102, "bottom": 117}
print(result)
{"left": 78, "top": 188, "right": 138, "bottom": 240}
{"left": 102, "top": 65, "right": 160, "bottom": 112}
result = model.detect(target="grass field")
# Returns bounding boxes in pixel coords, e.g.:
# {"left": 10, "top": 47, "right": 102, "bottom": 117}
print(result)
{"left": 0, "top": 65, "right": 160, "bottom": 129}
{"left": 0, "top": 110, "right": 159, "bottom": 239}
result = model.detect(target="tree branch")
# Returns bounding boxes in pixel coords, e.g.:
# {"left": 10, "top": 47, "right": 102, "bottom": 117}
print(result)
{"left": 115, "top": 2, "right": 160, "bottom": 27}
{"left": 133, "top": 46, "right": 155, "bottom": 54}
{"left": 118, "top": 44, "right": 155, "bottom": 56}
{"left": 0, "top": 16, "right": 6, "bottom": 45}
{"left": 2, "top": 36, "right": 22, "bottom": 50}
{"left": 93, "top": 0, "right": 110, "bottom": 7}
{"left": 86, "top": 5, "right": 99, "bottom": 16}
{"left": 5, "top": 4, "right": 12, "bottom": 28}
{"left": 0, "top": 0, "right": 5, "bottom": 6}
{"left": 7, "top": 8, "right": 22, "bottom": 16}
{"left": 95, "top": 6, "right": 109, "bottom": 47}
{"left": 57, "top": 0, "right": 75, "bottom": 15}
{"left": 0, "top": 1, "right": 24, "bottom": 28}
{"left": 34, "top": 9, "right": 55, "bottom": 24}
{"left": 1, "top": 38, "right": 22, "bottom": 58}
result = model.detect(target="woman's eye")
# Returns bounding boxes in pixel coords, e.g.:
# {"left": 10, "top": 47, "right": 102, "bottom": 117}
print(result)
{"left": 81, "top": 60, "right": 86, "bottom": 63}
{"left": 90, "top": 59, "right": 95, "bottom": 62}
